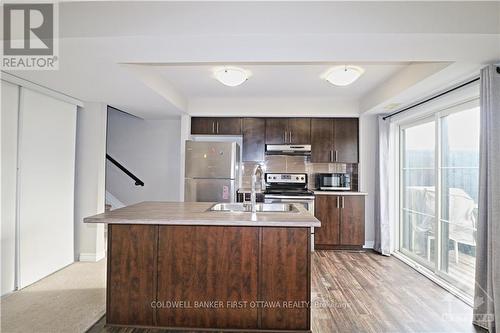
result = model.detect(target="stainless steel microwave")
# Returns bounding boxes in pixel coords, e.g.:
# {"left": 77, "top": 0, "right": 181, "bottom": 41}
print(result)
{"left": 316, "top": 173, "right": 351, "bottom": 191}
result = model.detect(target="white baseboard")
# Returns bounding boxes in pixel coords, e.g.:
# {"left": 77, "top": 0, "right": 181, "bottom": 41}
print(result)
{"left": 79, "top": 251, "right": 105, "bottom": 262}
{"left": 363, "top": 241, "right": 374, "bottom": 249}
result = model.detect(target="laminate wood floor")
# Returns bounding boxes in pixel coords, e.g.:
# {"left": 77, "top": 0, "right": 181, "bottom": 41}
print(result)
{"left": 87, "top": 251, "right": 484, "bottom": 333}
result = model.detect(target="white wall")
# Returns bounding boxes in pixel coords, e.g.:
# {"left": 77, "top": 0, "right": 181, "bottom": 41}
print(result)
{"left": 359, "top": 113, "right": 378, "bottom": 248}
{"left": 189, "top": 97, "right": 359, "bottom": 117}
{"left": 106, "top": 109, "right": 181, "bottom": 205}
{"left": 74, "top": 102, "right": 107, "bottom": 262}
{"left": 1, "top": 80, "right": 20, "bottom": 295}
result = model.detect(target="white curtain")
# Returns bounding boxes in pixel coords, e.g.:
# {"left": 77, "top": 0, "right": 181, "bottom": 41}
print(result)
{"left": 374, "top": 115, "right": 394, "bottom": 256}
{"left": 473, "top": 64, "right": 500, "bottom": 332}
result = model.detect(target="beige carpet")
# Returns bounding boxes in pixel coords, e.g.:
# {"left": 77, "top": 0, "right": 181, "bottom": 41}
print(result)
{"left": 1, "top": 259, "right": 106, "bottom": 333}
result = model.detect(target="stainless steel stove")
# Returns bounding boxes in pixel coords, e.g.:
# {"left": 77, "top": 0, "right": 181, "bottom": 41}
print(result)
{"left": 264, "top": 173, "right": 316, "bottom": 251}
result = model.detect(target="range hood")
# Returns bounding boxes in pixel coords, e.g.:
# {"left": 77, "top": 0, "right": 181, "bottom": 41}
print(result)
{"left": 265, "top": 144, "right": 311, "bottom": 156}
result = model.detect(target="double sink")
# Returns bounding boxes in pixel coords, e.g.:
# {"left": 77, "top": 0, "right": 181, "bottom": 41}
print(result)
{"left": 209, "top": 202, "right": 299, "bottom": 213}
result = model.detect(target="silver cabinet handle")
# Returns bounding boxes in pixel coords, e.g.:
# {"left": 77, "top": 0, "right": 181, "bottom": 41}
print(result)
{"left": 336, "top": 196, "right": 340, "bottom": 208}
{"left": 342, "top": 196, "right": 345, "bottom": 208}
{"left": 216, "top": 121, "right": 219, "bottom": 134}
{"left": 330, "top": 150, "right": 334, "bottom": 162}
{"left": 212, "top": 121, "right": 215, "bottom": 133}
{"left": 289, "top": 131, "right": 292, "bottom": 143}
{"left": 284, "top": 131, "right": 287, "bottom": 143}
{"left": 334, "top": 150, "right": 338, "bottom": 162}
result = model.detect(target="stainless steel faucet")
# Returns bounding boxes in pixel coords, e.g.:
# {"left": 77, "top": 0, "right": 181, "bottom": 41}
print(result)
{"left": 251, "top": 165, "right": 264, "bottom": 215}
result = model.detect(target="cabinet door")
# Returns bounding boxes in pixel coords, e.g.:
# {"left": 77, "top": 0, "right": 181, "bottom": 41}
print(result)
{"left": 215, "top": 117, "right": 242, "bottom": 135}
{"left": 314, "top": 195, "right": 341, "bottom": 245}
{"left": 311, "top": 118, "right": 333, "bottom": 163}
{"left": 261, "top": 228, "right": 309, "bottom": 330}
{"left": 191, "top": 117, "right": 215, "bottom": 135}
{"left": 333, "top": 118, "right": 358, "bottom": 163}
{"left": 157, "top": 226, "right": 259, "bottom": 329}
{"left": 242, "top": 118, "right": 265, "bottom": 162}
{"left": 288, "top": 118, "right": 311, "bottom": 144}
{"left": 265, "top": 118, "right": 288, "bottom": 144}
{"left": 340, "top": 196, "right": 365, "bottom": 246}
{"left": 107, "top": 225, "right": 157, "bottom": 326}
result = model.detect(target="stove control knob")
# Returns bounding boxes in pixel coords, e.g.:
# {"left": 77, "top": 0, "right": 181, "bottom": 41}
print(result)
{"left": 296, "top": 176, "right": 299, "bottom": 180}
{"left": 301, "top": 177, "right": 305, "bottom": 180}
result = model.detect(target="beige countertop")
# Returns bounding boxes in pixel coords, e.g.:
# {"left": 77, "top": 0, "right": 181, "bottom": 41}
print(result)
{"left": 84, "top": 201, "right": 320, "bottom": 227}
{"left": 314, "top": 191, "right": 368, "bottom": 196}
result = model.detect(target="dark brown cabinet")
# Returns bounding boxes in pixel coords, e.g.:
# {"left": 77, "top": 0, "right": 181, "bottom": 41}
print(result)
{"left": 314, "top": 194, "right": 365, "bottom": 249}
{"left": 191, "top": 117, "right": 215, "bottom": 135}
{"left": 265, "top": 118, "right": 310, "bottom": 144}
{"left": 265, "top": 118, "right": 288, "bottom": 144}
{"left": 333, "top": 118, "right": 359, "bottom": 163}
{"left": 311, "top": 118, "right": 358, "bottom": 163}
{"left": 314, "top": 194, "right": 341, "bottom": 246}
{"left": 107, "top": 224, "right": 310, "bottom": 331}
{"left": 242, "top": 118, "right": 265, "bottom": 162}
{"left": 191, "top": 117, "right": 241, "bottom": 135}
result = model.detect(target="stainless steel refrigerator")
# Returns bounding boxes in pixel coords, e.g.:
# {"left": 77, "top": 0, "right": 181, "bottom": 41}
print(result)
{"left": 184, "top": 141, "right": 240, "bottom": 202}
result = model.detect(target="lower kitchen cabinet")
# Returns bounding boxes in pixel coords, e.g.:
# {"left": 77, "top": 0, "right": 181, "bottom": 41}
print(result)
{"left": 314, "top": 194, "right": 365, "bottom": 249}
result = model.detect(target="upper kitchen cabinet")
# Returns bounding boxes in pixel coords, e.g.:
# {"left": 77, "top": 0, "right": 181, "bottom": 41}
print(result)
{"left": 333, "top": 118, "right": 358, "bottom": 163}
{"left": 191, "top": 117, "right": 215, "bottom": 135}
{"left": 288, "top": 118, "right": 311, "bottom": 144}
{"left": 191, "top": 117, "right": 241, "bottom": 135}
{"left": 311, "top": 118, "right": 358, "bottom": 163}
{"left": 265, "top": 118, "right": 310, "bottom": 145}
{"left": 265, "top": 118, "right": 288, "bottom": 144}
{"left": 311, "top": 119, "right": 334, "bottom": 163}
{"left": 242, "top": 118, "right": 266, "bottom": 162}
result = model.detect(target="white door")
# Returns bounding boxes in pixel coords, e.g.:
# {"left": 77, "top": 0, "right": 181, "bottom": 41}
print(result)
{"left": 17, "top": 88, "right": 77, "bottom": 288}
{"left": 1, "top": 80, "right": 19, "bottom": 295}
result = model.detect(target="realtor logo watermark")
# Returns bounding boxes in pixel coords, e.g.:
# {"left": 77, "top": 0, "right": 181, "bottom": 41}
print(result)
{"left": 2, "top": 2, "right": 59, "bottom": 70}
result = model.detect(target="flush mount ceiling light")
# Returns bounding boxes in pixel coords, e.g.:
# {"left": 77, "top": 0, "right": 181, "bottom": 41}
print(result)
{"left": 323, "top": 65, "right": 365, "bottom": 86}
{"left": 214, "top": 67, "right": 250, "bottom": 87}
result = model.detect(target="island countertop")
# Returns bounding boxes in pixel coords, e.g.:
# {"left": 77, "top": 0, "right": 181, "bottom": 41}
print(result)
{"left": 84, "top": 201, "right": 320, "bottom": 227}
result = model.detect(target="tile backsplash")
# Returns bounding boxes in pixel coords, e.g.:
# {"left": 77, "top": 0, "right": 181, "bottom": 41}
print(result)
{"left": 241, "top": 155, "right": 358, "bottom": 190}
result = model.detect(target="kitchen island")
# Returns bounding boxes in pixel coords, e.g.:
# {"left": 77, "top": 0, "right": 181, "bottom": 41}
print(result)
{"left": 84, "top": 201, "right": 320, "bottom": 332}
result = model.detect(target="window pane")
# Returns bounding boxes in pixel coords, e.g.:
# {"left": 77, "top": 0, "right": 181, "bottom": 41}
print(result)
{"left": 401, "top": 121, "right": 436, "bottom": 267}
{"left": 439, "top": 107, "right": 479, "bottom": 296}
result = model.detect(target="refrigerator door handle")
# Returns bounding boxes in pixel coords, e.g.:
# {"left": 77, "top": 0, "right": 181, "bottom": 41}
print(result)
{"left": 212, "top": 121, "right": 215, "bottom": 133}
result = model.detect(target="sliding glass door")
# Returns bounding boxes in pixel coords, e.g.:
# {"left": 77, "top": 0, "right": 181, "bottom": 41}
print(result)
{"left": 401, "top": 118, "right": 436, "bottom": 269}
{"left": 399, "top": 101, "right": 479, "bottom": 298}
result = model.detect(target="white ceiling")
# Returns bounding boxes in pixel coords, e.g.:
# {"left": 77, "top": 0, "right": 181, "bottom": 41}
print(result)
{"left": 153, "top": 63, "right": 408, "bottom": 99}
{"left": 4, "top": 1, "right": 499, "bottom": 118}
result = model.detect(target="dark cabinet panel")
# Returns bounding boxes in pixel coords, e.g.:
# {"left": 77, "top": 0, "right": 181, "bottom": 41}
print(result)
{"left": 265, "top": 118, "right": 288, "bottom": 144}
{"left": 107, "top": 225, "right": 157, "bottom": 326}
{"left": 242, "top": 118, "right": 265, "bottom": 162}
{"left": 157, "top": 226, "right": 259, "bottom": 329}
{"left": 288, "top": 118, "right": 311, "bottom": 144}
{"left": 216, "top": 117, "right": 242, "bottom": 135}
{"left": 260, "top": 227, "right": 310, "bottom": 330}
{"left": 340, "top": 196, "right": 365, "bottom": 246}
{"left": 311, "top": 118, "right": 334, "bottom": 163}
{"left": 191, "top": 117, "right": 216, "bottom": 135}
{"left": 333, "top": 118, "right": 359, "bottom": 163}
{"left": 314, "top": 195, "right": 341, "bottom": 245}
{"left": 314, "top": 194, "right": 365, "bottom": 249}
{"left": 191, "top": 117, "right": 241, "bottom": 135}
